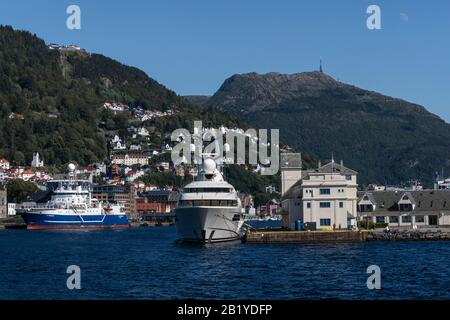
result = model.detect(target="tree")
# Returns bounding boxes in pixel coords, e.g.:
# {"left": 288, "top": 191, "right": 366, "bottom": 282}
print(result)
{"left": 6, "top": 179, "right": 39, "bottom": 203}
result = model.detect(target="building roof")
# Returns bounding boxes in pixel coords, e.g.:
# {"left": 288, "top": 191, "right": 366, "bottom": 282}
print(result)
{"left": 357, "top": 190, "right": 450, "bottom": 212}
{"left": 315, "top": 161, "right": 357, "bottom": 175}
{"left": 142, "top": 190, "right": 180, "bottom": 202}
{"left": 282, "top": 160, "right": 357, "bottom": 200}
{"left": 280, "top": 153, "right": 302, "bottom": 169}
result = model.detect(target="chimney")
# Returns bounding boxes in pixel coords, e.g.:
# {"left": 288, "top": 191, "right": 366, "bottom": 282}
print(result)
{"left": 340, "top": 160, "right": 343, "bottom": 168}
{"left": 318, "top": 160, "right": 321, "bottom": 169}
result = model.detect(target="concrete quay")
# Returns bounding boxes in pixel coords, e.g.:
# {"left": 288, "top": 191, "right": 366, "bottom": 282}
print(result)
{"left": 244, "top": 227, "right": 450, "bottom": 244}
{"left": 0, "top": 216, "right": 26, "bottom": 229}
{"left": 244, "top": 230, "right": 368, "bottom": 244}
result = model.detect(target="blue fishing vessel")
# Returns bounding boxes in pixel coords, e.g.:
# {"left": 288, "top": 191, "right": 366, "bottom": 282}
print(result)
{"left": 20, "top": 164, "right": 129, "bottom": 230}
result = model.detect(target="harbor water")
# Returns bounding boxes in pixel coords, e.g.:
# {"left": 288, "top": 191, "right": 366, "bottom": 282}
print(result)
{"left": 0, "top": 227, "right": 448, "bottom": 300}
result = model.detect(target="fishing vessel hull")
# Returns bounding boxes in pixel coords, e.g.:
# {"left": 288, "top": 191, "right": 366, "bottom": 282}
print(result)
{"left": 176, "top": 206, "right": 242, "bottom": 243}
{"left": 21, "top": 212, "right": 129, "bottom": 230}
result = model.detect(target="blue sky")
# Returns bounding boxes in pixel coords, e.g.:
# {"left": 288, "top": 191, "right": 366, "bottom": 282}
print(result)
{"left": 1, "top": 0, "right": 450, "bottom": 121}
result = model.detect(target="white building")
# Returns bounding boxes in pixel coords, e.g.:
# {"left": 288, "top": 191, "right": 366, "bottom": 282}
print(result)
{"left": 31, "top": 152, "right": 44, "bottom": 168}
{"left": 281, "top": 160, "right": 358, "bottom": 230}
{"left": 0, "top": 159, "right": 10, "bottom": 170}
{"left": 8, "top": 203, "right": 16, "bottom": 216}
{"left": 21, "top": 169, "right": 36, "bottom": 181}
{"left": 137, "top": 127, "right": 149, "bottom": 137}
{"left": 130, "top": 144, "right": 142, "bottom": 151}
{"left": 115, "top": 141, "right": 126, "bottom": 150}
{"left": 111, "top": 153, "right": 149, "bottom": 166}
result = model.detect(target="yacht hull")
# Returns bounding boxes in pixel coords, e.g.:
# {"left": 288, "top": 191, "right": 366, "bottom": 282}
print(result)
{"left": 175, "top": 207, "right": 242, "bottom": 243}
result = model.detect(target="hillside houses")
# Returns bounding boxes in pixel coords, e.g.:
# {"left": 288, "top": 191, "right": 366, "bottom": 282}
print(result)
{"left": 48, "top": 43, "right": 86, "bottom": 53}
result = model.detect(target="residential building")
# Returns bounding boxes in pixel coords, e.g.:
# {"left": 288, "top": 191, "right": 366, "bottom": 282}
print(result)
{"left": 92, "top": 184, "right": 137, "bottom": 219}
{"left": 8, "top": 112, "right": 24, "bottom": 120}
{"left": 358, "top": 190, "right": 450, "bottom": 227}
{"left": 21, "top": 169, "right": 35, "bottom": 181}
{"left": 137, "top": 127, "right": 149, "bottom": 137}
{"left": 111, "top": 153, "right": 148, "bottom": 166}
{"left": 0, "top": 159, "right": 10, "bottom": 170}
{"left": 130, "top": 144, "right": 142, "bottom": 151}
{"left": 156, "top": 161, "right": 170, "bottom": 171}
{"left": 8, "top": 203, "right": 16, "bottom": 216}
{"left": 136, "top": 190, "right": 180, "bottom": 216}
{"left": 92, "top": 184, "right": 127, "bottom": 203}
{"left": 281, "top": 160, "right": 358, "bottom": 230}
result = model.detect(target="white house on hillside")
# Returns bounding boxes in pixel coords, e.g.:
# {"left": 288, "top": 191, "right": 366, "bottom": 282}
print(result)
{"left": 31, "top": 153, "right": 44, "bottom": 168}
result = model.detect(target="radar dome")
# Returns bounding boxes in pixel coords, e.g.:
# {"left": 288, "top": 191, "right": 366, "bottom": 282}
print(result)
{"left": 68, "top": 163, "right": 76, "bottom": 172}
{"left": 203, "top": 158, "right": 216, "bottom": 175}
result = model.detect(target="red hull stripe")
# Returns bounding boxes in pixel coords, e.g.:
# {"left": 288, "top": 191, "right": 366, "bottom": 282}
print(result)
{"left": 27, "top": 225, "right": 130, "bottom": 230}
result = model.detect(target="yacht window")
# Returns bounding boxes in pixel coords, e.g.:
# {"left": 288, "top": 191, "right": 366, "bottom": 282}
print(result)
{"left": 184, "top": 188, "right": 232, "bottom": 193}
{"left": 232, "top": 214, "right": 241, "bottom": 221}
{"left": 179, "top": 200, "right": 237, "bottom": 207}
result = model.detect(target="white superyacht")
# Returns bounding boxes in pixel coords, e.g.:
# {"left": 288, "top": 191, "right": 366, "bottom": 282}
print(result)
{"left": 175, "top": 158, "right": 244, "bottom": 243}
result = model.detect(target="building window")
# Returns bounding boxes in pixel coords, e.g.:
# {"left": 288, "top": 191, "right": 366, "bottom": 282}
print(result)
{"left": 389, "top": 216, "right": 399, "bottom": 223}
{"left": 319, "top": 188, "right": 330, "bottom": 195}
{"left": 376, "top": 216, "right": 385, "bottom": 223}
{"left": 320, "top": 218, "right": 331, "bottom": 226}
{"left": 399, "top": 204, "right": 412, "bottom": 211}
{"left": 339, "top": 202, "right": 343, "bottom": 208}
{"left": 306, "top": 202, "right": 311, "bottom": 208}
{"left": 319, "top": 202, "right": 331, "bottom": 208}
{"left": 359, "top": 204, "right": 373, "bottom": 212}
{"left": 415, "top": 216, "right": 425, "bottom": 223}
{"left": 346, "top": 175, "right": 352, "bottom": 180}
{"left": 401, "top": 216, "right": 412, "bottom": 223}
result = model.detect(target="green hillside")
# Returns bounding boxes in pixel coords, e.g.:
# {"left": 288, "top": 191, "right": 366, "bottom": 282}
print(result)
{"left": 0, "top": 25, "right": 240, "bottom": 166}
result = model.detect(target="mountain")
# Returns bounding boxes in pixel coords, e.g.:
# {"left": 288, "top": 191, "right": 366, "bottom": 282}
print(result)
{"left": 0, "top": 25, "right": 241, "bottom": 167}
{"left": 184, "top": 95, "right": 211, "bottom": 107}
{"left": 204, "top": 71, "right": 450, "bottom": 185}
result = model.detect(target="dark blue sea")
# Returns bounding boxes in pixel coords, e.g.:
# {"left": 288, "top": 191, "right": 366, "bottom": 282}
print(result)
{"left": 0, "top": 227, "right": 448, "bottom": 300}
